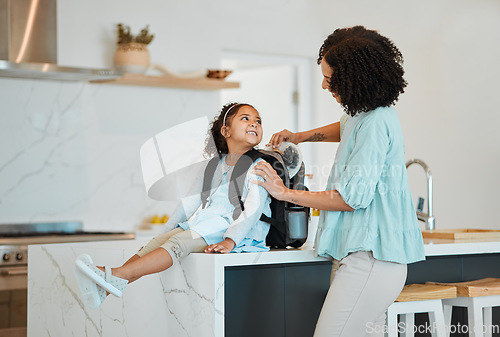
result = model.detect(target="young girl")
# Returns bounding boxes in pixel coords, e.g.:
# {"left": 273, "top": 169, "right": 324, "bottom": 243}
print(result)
{"left": 75, "top": 102, "right": 272, "bottom": 309}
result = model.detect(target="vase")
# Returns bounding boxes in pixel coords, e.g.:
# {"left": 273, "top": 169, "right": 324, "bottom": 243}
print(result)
{"left": 113, "top": 42, "right": 150, "bottom": 74}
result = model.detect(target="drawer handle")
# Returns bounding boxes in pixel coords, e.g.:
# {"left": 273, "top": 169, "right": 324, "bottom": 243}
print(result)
{"left": 1, "top": 268, "right": 28, "bottom": 276}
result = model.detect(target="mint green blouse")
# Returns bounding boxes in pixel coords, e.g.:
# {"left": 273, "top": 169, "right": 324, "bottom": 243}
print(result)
{"left": 315, "top": 106, "right": 425, "bottom": 264}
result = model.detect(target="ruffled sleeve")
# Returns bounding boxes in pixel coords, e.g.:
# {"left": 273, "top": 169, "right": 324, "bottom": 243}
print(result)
{"left": 334, "top": 116, "right": 390, "bottom": 210}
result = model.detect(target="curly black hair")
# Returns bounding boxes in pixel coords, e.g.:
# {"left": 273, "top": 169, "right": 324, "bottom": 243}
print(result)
{"left": 317, "top": 26, "right": 407, "bottom": 116}
{"left": 204, "top": 102, "right": 255, "bottom": 157}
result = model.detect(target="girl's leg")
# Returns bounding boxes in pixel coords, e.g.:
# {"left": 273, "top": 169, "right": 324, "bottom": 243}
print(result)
{"left": 107, "top": 230, "right": 207, "bottom": 283}
{"left": 97, "top": 227, "right": 184, "bottom": 283}
{"left": 112, "top": 248, "right": 174, "bottom": 282}
{"left": 133, "top": 227, "right": 184, "bottom": 260}
{"left": 313, "top": 251, "right": 407, "bottom": 337}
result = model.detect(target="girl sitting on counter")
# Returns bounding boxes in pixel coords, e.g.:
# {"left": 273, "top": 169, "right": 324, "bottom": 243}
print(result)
{"left": 74, "top": 102, "right": 271, "bottom": 309}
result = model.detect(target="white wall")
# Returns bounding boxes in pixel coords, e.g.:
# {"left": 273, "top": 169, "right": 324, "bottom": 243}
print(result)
{"left": 310, "top": 0, "right": 500, "bottom": 230}
{"left": 0, "top": 0, "right": 499, "bottom": 231}
{"left": 220, "top": 64, "right": 297, "bottom": 149}
{"left": 0, "top": 79, "right": 216, "bottom": 230}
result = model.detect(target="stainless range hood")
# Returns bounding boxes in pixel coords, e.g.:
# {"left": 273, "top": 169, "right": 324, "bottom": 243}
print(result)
{"left": 0, "top": 60, "right": 121, "bottom": 81}
{"left": 0, "top": 0, "right": 122, "bottom": 81}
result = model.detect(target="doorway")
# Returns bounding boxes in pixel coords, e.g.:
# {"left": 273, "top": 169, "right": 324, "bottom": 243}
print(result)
{"left": 220, "top": 51, "right": 313, "bottom": 166}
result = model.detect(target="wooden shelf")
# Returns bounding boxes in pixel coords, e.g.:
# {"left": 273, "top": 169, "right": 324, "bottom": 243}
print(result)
{"left": 90, "top": 73, "right": 240, "bottom": 90}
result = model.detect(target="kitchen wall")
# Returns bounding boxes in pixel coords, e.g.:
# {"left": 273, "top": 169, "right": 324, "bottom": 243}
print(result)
{"left": 0, "top": 79, "right": 216, "bottom": 230}
{"left": 311, "top": 0, "right": 500, "bottom": 230}
{"left": 0, "top": 0, "right": 499, "bottom": 231}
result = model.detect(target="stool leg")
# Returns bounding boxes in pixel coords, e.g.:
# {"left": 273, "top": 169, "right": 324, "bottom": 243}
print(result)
{"left": 483, "top": 307, "right": 492, "bottom": 337}
{"left": 443, "top": 302, "right": 453, "bottom": 337}
{"left": 386, "top": 306, "right": 399, "bottom": 337}
{"left": 428, "top": 301, "right": 447, "bottom": 337}
{"left": 401, "top": 313, "right": 415, "bottom": 337}
{"left": 468, "top": 299, "right": 484, "bottom": 337}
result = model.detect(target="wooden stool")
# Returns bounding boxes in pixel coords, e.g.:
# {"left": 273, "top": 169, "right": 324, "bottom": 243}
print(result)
{"left": 386, "top": 284, "right": 457, "bottom": 337}
{"left": 429, "top": 278, "right": 500, "bottom": 337}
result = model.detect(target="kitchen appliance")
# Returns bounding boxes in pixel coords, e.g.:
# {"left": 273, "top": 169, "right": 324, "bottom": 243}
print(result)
{"left": 0, "top": 0, "right": 121, "bottom": 81}
{"left": 0, "top": 221, "right": 135, "bottom": 333}
{"left": 0, "top": 221, "right": 136, "bottom": 287}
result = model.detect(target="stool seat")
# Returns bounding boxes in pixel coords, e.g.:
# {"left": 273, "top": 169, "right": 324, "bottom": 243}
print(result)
{"left": 428, "top": 279, "right": 500, "bottom": 337}
{"left": 427, "top": 278, "right": 500, "bottom": 297}
{"left": 396, "top": 284, "right": 457, "bottom": 302}
{"left": 386, "top": 284, "right": 456, "bottom": 337}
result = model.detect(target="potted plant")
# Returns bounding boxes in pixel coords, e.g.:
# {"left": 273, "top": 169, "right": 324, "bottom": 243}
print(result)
{"left": 113, "top": 23, "right": 155, "bottom": 74}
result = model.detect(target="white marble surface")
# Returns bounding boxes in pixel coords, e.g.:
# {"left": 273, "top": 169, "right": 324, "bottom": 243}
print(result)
{"left": 423, "top": 237, "right": 500, "bottom": 256}
{"left": 0, "top": 78, "right": 216, "bottom": 231}
{"left": 27, "top": 239, "right": 327, "bottom": 337}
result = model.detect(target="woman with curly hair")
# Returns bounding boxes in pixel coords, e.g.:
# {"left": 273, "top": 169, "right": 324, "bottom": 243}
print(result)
{"left": 253, "top": 26, "right": 425, "bottom": 336}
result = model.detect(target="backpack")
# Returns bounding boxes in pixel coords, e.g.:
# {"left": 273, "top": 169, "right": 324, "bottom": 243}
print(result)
{"left": 201, "top": 148, "right": 310, "bottom": 248}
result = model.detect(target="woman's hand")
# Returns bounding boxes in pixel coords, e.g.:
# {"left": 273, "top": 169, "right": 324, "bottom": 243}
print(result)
{"left": 266, "top": 129, "right": 298, "bottom": 149}
{"left": 251, "top": 161, "right": 289, "bottom": 200}
{"left": 204, "top": 238, "right": 236, "bottom": 254}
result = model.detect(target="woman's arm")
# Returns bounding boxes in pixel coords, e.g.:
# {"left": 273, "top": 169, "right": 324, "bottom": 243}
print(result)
{"left": 267, "top": 122, "right": 340, "bottom": 148}
{"left": 251, "top": 161, "right": 354, "bottom": 212}
{"left": 297, "top": 122, "right": 341, "bottom": 143}
{"left": 282, "top": 189, "right": 353, "bottom": 212}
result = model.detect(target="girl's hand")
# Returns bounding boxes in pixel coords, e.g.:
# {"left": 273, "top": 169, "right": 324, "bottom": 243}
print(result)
{"left": 205, "top": 238, "right": 236, "bottom": 254}
{"left": 251, "top": 161, "right": 289, "bottom": 200}
{"left": 266, "top": 129, "right": 297, "bottom": 149}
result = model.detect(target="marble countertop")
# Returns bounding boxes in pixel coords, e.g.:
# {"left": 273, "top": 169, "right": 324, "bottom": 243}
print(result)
{"left": 92, "top": 233, "right": 500, "bottom": 264}
{"left": 423, "top": 237, "right": 500, "bottom": 256}
{"left": 35, "top": 233, "right": 500, "bottom": 268}
{"left": 58, "top": 238, "right": 329, "bottom": 266}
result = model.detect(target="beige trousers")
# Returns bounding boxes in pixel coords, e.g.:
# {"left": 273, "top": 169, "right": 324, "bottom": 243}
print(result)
{"left": 314, "top": 251, "right": 407, "bottom": 337}
{"left": 136, "top": 227, "right": 207, "bottom": 265}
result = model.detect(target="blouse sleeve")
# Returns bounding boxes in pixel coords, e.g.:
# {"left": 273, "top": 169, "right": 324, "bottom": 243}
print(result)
{"left": 223, "top": 160, "right": 270, "bottom": 246}
{"left": 334, "top": 116, "right": 390, "bottom": 210}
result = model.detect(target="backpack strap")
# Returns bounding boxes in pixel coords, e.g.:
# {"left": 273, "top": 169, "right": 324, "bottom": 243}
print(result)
{"left": 201, "top": 155, "right": 222, "bottom": 208}
{"left": 229, "top": 149, "right": 263, "bottom": 220}
{"left": 253, "top": 151, "right": 288, "bottom": 234}
{"left": 259, "top": 214, "right": 285, "bottom": 229}
{"left": 229, "top": 149, "right": 288, "bottom": 221}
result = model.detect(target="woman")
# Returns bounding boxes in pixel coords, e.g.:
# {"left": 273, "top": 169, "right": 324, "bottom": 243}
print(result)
{"left": 252, "top": 26, "right": 425, "bottom": 337}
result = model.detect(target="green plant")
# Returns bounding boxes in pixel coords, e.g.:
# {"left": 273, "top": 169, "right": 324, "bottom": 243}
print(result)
{"left": 116, "top": 23, "right": 154, "bottom": 45}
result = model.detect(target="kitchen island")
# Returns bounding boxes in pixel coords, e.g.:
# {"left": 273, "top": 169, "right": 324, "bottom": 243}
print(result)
{"left": 27, "top": 237, "right": 500, "bottom": 337}
{"left": 27, "top": 238, "right": 330, "bottom": 337}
